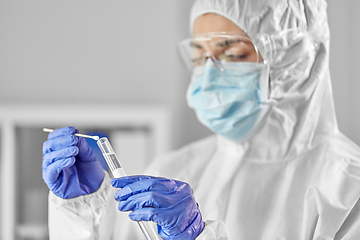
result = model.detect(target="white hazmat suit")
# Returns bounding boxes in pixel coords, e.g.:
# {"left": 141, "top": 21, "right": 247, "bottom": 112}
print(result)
{"left": 48, "top": 0, "right": 360, "bottom": 239}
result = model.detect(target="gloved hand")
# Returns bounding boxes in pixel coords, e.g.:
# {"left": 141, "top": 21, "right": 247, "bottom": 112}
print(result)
{"left": 111, "top": 175, "right": 204, "bottom": 240}
{"left": 42, "top": 126, "right": 104, "bottom": 199}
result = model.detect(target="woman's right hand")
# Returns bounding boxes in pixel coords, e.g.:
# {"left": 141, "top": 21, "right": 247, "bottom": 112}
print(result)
{"left": 42, "top": 126, "right": 104, "bottom": 199}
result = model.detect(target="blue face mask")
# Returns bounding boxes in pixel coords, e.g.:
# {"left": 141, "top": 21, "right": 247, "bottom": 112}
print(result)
{"left": 187, "top": 60, "right": 270, "bottom": 142}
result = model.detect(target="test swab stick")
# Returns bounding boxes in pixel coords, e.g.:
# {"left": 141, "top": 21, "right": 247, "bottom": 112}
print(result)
{"left": 43, "top": 128, "right": 100, "bottom": 141}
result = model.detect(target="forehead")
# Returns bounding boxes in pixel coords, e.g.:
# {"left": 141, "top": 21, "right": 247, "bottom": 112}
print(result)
{"left": 193, "top": 13, "right": 248, "bottom": 36}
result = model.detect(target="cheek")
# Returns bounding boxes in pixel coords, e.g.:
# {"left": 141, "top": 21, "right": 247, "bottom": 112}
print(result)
{"left": 252, "top": 52, "right": 261, "bottom": 63}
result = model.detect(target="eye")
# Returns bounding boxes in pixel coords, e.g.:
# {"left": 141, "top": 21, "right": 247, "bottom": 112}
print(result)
{"left": 219, "top": 38, "right": 259, "bottom": 62}
{"left": 221, "top": 46, "right": 249, "bottom": 62}
{"left": 223, "top": 54, "right": 247, "bottom": 61}
{"left": 190, "top": 41, "right": 204, "bottom": 50}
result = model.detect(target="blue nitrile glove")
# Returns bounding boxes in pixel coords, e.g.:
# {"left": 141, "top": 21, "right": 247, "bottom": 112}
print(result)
{"left": 111, "top": 176, "right": 204, "bottom": 240}
{"left": 42, "top": 126, "right": 104, "bottom": 199}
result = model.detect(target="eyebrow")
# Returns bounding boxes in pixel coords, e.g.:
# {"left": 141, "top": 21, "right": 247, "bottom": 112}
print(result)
{"left": 190, "top": 38, "right": 251, "bottom": 50}
{"left": 215, "top": 39, "right": 244, "bottom": 48}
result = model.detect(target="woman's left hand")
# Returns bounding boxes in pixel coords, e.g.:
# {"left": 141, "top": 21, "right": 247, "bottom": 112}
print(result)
{"left": 111, "top": 175, "right": 204, "bottom": 240}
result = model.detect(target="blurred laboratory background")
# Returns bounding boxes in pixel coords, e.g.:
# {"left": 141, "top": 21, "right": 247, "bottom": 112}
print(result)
{"left": 0, "top": 1, "right": 359, "bottom": 240}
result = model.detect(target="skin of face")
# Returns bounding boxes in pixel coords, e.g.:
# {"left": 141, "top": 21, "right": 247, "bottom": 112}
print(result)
{"left": 194, "top": 13, "right": 247, "bottom": 35}
{"left": 193, "top": 13, "right": 259, "bottom": 63}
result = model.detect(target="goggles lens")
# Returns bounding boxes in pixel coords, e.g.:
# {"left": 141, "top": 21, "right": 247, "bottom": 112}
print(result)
{"left": 178, "top": 33, "right": 261, "bottom": 71}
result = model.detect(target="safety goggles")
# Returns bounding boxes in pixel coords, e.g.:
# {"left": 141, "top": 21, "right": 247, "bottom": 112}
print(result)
{"left": 178, "top": 30, "right": 308, "bottom": 72}
{"left": 178, "top": 32, "right": 271, "bottom": 72}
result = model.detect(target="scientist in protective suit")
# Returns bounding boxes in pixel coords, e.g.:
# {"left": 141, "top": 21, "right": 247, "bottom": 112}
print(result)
{"left": 42, "top": 0, "right": 360, "bottom": 239}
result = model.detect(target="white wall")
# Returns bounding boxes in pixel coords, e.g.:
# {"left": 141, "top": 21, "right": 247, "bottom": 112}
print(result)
{"left": 0, "top": 2, "right": 213, "bottom": 238}
{"left": 0, "top": 0, "right": 360, "bottom": 239}
{"left": 1, "top": 1, "right": 359, "bottom": 149}
{"left": 327, "top": 0, "right": 360, "bottom": 145}
{"left": 0, "top": 0, "right": 211, "bottom": 151}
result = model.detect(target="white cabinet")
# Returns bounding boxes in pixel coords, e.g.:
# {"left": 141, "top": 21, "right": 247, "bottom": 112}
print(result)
{"left": 0, "top": 104, "right": 172, "bottom": 240}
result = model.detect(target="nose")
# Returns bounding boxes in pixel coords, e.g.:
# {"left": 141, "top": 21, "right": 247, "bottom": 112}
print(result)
{"left": 202, "top": 52, "right": 224, "bottom": 72}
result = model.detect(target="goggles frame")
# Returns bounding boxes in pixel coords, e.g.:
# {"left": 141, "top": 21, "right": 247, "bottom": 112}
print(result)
{"left": 178, "top": 31, "right": 275, "bottom": 72}
{"left": 178, "top": 28, "right": 307, "bottom": 72}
